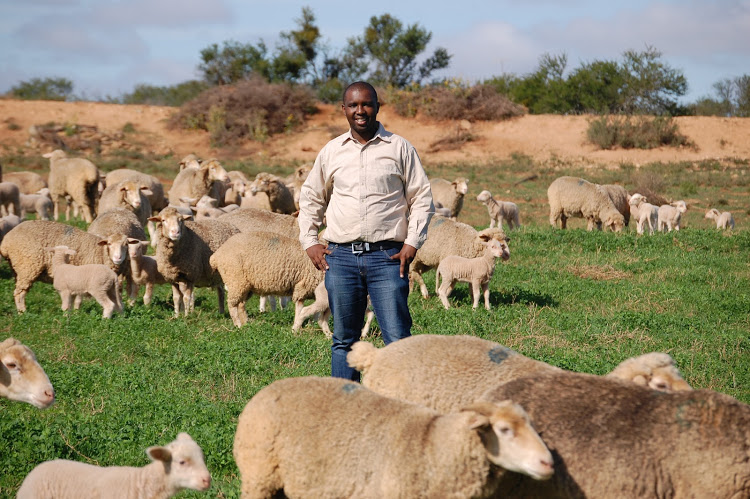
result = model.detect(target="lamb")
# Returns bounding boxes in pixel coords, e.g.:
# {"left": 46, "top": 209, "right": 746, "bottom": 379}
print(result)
{"left": 347, "top": 334, "right": 692, "bottom": 414}
{"left": 628, "top": 193, "right": 658, "bottom": 235}
{"left": 225, "top": 170, "right": 250, "bottom": 206}
{"left": 436, "top": 235, "right": 510, "bottom": 310}
{"left": 149, "top": 207, "right": 239, "bottom": 316}
{"left": 17, "top": 432, "right": 211, "bottom": 499}
{"left": 233, "top": 376, "right": 553, "bottom": 499}
{"left": 0, "top": 214, "right": 22, "bottom": 245}
{"left": 0, "top": 338, "right": 55, "bottom": 409}
{"left": 430, "top": 177, "right": 469, "bottom": 220}
{"left": 547, "top": 176, "right": 625, "bottom": 231}
{"left": 127, "top": 239, "right": 167, "bottom": 306}
{"left": 98, "top": 180, "right": 153, "bottom": 227}
{"left": 43, "top": 149, "right": 100, "bottom": 223}
{"left": 103, "top": 168, "right": 167, "bottom": 213}
{"left": 209, "top": 231, "right": 331, "bottom": 335}
{"left": 2, "top": 171, "right": 47, "bottom": 194}
{"left": 705, "top": 208, "right": 735, "bottom": 230}
{"left": 657, "top": 200, "right": 687, "bottom": 232}
{"left": 167, "top": 158, "right": 228, "bottom": 206}
{"left": 481, "top": 371, "right": 750, "bottom": 498}
{"left": 0, "top": 181, "right": 21, "bottom": 216}
{"left": 409, "top": 216, "right": 508, "bottom": 298}
{"left": 249, "top": 172, "right": 296, "bottom": 214}
{"left": 19, "top": 188, "right": 53, "bottom": 220}
{"left": 599, "top": 183, "right": 630, "bottom": 227}
{"left": 476, "top": 190, "right": 521, "bottom": 229}
{"left": 0, "top": 220, "right": 130, "bottom": 313}
{"left": 46, "top": 245, "right": 123, "bottom": 318}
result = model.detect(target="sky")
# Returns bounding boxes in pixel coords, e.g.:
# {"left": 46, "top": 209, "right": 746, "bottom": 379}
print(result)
{"left": 1, "top": 0, "right": 748, "bottom": 103}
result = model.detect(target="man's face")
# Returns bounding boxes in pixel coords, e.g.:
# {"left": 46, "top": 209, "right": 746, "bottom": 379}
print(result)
{"left": 342, "top": 86, "right": 379, "bottom": 142}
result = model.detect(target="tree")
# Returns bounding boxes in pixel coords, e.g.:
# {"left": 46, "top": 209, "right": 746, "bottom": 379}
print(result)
{"left": 10, "top": 77, "right": 73, "bottom": 101}
{"left": 271, "top": 6, "right": 322, "bottom": 82}
{"left": 511, "top": 53, "right": 570, "bottom": 114}
{"left": 565, "top": 60, "right": 626, "bottom": 114}
{"left": 198, "top": 40, "right": 269, "bottom": 85}
{"left": 121, "top": 80, "right": 209, "bottom": 107}
{"left": 619, "top": 46, "right": 687, "bottom": 115}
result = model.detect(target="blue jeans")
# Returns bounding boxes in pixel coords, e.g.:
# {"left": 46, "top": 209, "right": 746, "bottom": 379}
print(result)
{"left": 325, "top": 242, "right": 412, "bottom": 381}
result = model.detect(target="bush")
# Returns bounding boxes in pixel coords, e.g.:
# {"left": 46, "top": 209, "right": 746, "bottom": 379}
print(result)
{"left": 169, "top": 77, "right": 317, "bottom": 145}
{"left": 587, "top": 115, "right": 694, "bottom": 150}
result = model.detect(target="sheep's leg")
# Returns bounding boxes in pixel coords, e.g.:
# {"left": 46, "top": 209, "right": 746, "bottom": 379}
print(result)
{"left": 482, "top": 282, "right": 491, "bottom": 310}
{"left": 180, "top": 282, "right": 193, "bottom": 315}
{"left": 318, "top": 307, "right": 332, "bottom": 339}
{"left": 361, "top": 309, "right": 375, "bottom": 339}
{"left": 259, "top": 295, "right": 276, "bottom": 313}
{"left": 112, "top": 285, "right": 123, "bottom": 313}
{"left": 292, "top": 300, "right": 306, "bottom": 331}
{"left": 73, "top": 294, "right": 83, "bottom": 310}
{"left": 410, "top": 270, "right": 430, "bottom": 299}
{"left": 95, "top": 292, "right": 116, "bottom": 319}
{"left": 471, "top": 280, "right": 482, "bottom": 309}
{"left": 147, "top": 220, "right": 157, "bottom": 247}
{"left": 228, "top": 290, "right": 250, "bottom": 327}
{"left": 489, "top": 218, "right": 496, "bottom": 229}
{"left": 126, "top": 276, "right": 138, "bottom": 306}
{"left": 143, "top": 282, "right": 153, "bottom": 306}
{"left": 59, "top": 291, "right": 72, "bottom": 313}
{"left": 279, "top": 296, "right": 290, "bottom": 309}
{"left": 560, "top": 214, "right": 567, "bottom": 229}
{"left": 13, "top": 282, "right": 31, "bottom": 313}
{"left": 437, "top": 279, "right": 453, "bottom": 309}
{"left": 216, "top": 285, "right": 225, "bottom": 315}
{"left": 171, "top": 283, "right": 183, "bottom": 317}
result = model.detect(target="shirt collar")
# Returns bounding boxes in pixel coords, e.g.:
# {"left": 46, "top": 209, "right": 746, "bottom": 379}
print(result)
{"left": 341, "top": 122, "right": 392, "bottom": 145}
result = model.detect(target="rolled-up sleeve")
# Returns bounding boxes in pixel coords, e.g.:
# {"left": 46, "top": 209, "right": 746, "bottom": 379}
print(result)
{"left": 402, "top": 144, "right": 434, "bottom": 249}
{"left": 298, "top": 152, "right": 329, "bottom": 250}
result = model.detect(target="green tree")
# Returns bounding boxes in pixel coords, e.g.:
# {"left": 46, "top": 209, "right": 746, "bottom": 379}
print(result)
{"left": 565, "top": 60, "right": 626, "bottom": 114}
{"left": 10, "top": 77, "right": 73, "bottom": 101}
{"left": 270, "top": 6, "right": 322, "bottom": 82}
{"left": 120, "top": 80, "right": 210, "bottom": 107}
{"left": 511, "top": 53, "right": 569, "bottom": 114}
{"left": 619, "top": 46, "right": 687, "bottom": 115}
{"left": 198, "top": 40, "right": 269, "bottom": 85}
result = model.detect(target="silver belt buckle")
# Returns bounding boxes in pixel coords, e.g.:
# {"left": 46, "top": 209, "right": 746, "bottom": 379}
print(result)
{"left": 351, "top": 242, "right": 369, "bottom": 254}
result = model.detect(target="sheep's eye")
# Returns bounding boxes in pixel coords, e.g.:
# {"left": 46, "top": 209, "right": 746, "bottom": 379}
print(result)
{"left": 5, "top": 362, "right": 17, "bottom": 369}
{"left": 498, "top": 426, "right": 512, "bottom": 435}
{"left": 179, "top": 460, "right": 187, "bottom": 466}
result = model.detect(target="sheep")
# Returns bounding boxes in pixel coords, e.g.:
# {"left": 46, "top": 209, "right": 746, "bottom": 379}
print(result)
{"left": 0, "top": 181, "right": 21, "bottom": 217}
{"left": 225, "top": 170, "right": 250, "bottom": 206}
{"left": 148, "top": 207, "right": 239, "bottom": 316}
{"left": 209, "top": 231, "right": 331, "bottom": 334}
{"left": 0, "top": 214, "right": 22, "bottom": 245}
{"left": 239, "top": 190, "right": 272, "bottom": 211}
{"left": 178, "top": 153, "right": 201, "bottom": 171}
{"left": 547, "top": 176, "right": 625, "bottom": 232}
{"left": 127, "top": 239, "right": 167, "bottom": 306}
{"left": 283, "top": 163, "right": 312, "bottom": 210}
{"left": 43, "top": 149, "right": 100, "bottom": 223}
{"left": 88, "top": 208, "right": 147, "bottom": 241}
{"left": 430, "top": 177, "right": 469, "bottom": 220}
{"left": 436, "top": 235, "right": 510, "bottom": 310}
{"left": 98, "top": 180, "right": 153, "bottom": 227}
{"left": 0, "top": 220, "right": 130, "bottom": 313}
{"left": 249, "top": 172, "right": 296, "bottom": 214}
{"left": 0, "top": 338, "right": 55, "bottom": 409}
{"left": 46, "top": 245, "right": 123, "bottom": 318}
{"left": 409, "top": 216, "right": 508, "bottom": 298}
{"left": 482, "top": 371, "right": 750, "bottom": 498}
{"left": 599, "top": 183, "right": 630, "bottom": 227}
{"left": 705, "top": 208, "right": 735, "bottom": 230}
{"left": 347, "top": 334, "right": 692, "bottom": 414}
{"left": 628, "top": 193, "right": 658, "bottom": 235}
{"left": 476, "top": 190, "right": 521, "bottom": 230}
{"left": 17, "top": 432, "right": 211, "bottom": 499}
{"left": 103, "top": 168, "right": 167, "bottom": 213}
{"left": 233, "top": 376, "right": 554, "bottom": 499}
{"left": 167, "top": 158, "right": 228, "bottom": 206}
{"left": 19, "top": 188, "right": 53, "bottom": 220}
{"left": 2, "top": 171, "right": 47, "bottom": 194}
{"left": 191, "top": 195, "right": 239, "bottom": 219}
{"left": 657, "top": 200, "right": 687, "bottom": 232}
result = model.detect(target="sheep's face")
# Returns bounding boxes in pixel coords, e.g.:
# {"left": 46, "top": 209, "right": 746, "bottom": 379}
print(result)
{"left": 605, "top": 216, "right": 625, "bottom": 232}
{"left": 487, "top": 239, "right": 510, "bottom": 261}
{"left": 102, "top": 235, "right": 129, "bottom": 265}
{"left": 121, "top": 183, "right": 142, "bottom": 209}
{"left": 628, "top": 193, "right": 646, "bottom": 207}
{"left": 204, "top": 159, "right": 228, "bottom": 182}
{"left": 453, "top": 179, "right": 469, "bottom": 195}
{"left": 476, "top": 190, "right": 492, "bottom": 203}
{"left": 704, "top": 209, "right": 719, "bottom": 220}
{"left": 672, "top": 201, "right": 687, "bottom": 213}
{"left": 127, "top": 239, "right": 148, "bottom": 259}
{"left": 147, "top": 433, "right": 211, "bottom": 493}
{"left": 0, "top": 339, "right": 55, "bottom": 409}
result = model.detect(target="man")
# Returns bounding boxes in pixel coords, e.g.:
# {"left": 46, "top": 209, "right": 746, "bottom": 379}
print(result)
{"left": 298, "top": 81, "right": 434, "bottom": 381}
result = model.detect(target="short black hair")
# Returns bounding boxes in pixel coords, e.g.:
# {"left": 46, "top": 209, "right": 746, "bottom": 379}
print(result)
{"left": 342, "top": 81, "right": 378, "bottom": 104}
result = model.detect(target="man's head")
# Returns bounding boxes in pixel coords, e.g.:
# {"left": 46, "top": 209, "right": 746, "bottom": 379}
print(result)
{"left": 342, "top": 81, "right": 379, "bottom": 143}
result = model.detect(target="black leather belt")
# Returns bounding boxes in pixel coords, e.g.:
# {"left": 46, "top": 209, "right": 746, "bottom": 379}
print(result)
{"left": 344, "top": 241, "right": 403, "bottom": 254}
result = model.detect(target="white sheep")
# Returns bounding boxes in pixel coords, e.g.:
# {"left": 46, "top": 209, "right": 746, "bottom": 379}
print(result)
{"left": 17, "top": 432, "right": 211, "bottom": 499}
{"left": 704, "top": 208, "right": 735, "bottom": 230}
{"left": 0, "top": 338, "right": 55, "bottom": 409}
{"left": 19, "top": 188, "right": 53, "bottom": 220}
{"left": 628, "top": 193, "right": 658, "bottom": 235}
{"left": 547, "top": 176, "right": 625, "bottom": 231}
{"left": 233, "top": 376, "right": 553, "bottom": 499}
{"left": 0, "top": 181, "right": 21, "bottom": 216}
{"left": 436, "top": 235, "right": 510, "bottom": 310}
{"left": 46, "top": 245, "right": 123, "bottom": 318}
{"left": 599, "top": 183, "right": 630, "bottom": 227}
{"left": 225, "top": 170, "right": 250, "bottom": 206}
{"left": 0, "top": 214, "right": 22, "bottom": 245}
{"left": 249, "top": 172, "right": 296, "bottom": 214}
{"left": 430, "top": 177, "right": 469, "bottom": 220}
{"left": 98, "top": 180, "right": 153, "bottom": 227}
{"left": 605, "top": 352, "right": 692, "bottom": 391}
{"left": 283, "top": 163, "right": 312, "bottom": 210}
{"left": 178, "top": 153, "right": 201, "bottom": 171}
{"left": 476, "top": 189, "right": 521, "bottom": 229}
{"left": 167, "top": 158, "right": 228, "bottom": 206}
{"left": 2, "top": 171, "right": 47, "bottom": 194}
{"left": 657, "top": 200, "right": 687, "bottom": 232}
{"left": 127, "top": 239, "right": 167, "bottom": 306}
{"left": 209, "top": 231, "right": 331, "bottom": 335}
{"left": 103, "top": 169, "right": 167, "bottom": 213}
{"left": 43, "top": 149, "right": 100, "bottom": 223}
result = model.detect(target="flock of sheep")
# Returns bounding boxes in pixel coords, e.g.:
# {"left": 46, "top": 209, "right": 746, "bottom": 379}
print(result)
{"left": 0, "top": 149, "right": 747, "bottom": 498}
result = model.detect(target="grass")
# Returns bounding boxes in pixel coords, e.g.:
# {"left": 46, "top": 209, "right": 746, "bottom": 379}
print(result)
{"left": 1, "top": 152, "right": 749, "bottom": 497}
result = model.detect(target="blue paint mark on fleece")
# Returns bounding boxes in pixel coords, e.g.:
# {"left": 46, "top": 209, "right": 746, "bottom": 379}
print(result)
{"left": 342, "top": 383, "right": 360, "bottom": 394}
{"left": 488, "top": 345, "right": 514, "bottom": 364}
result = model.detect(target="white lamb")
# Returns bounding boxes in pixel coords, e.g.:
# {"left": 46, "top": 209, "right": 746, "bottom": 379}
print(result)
{"left": 19, "top": 188, "right": 53, "bottom": 220}
{"left": 658, "top": 200, "right": 688, "bottom": 232}
{"left": 436, "top": 235, "right": 510, "bottom": 310}
{"left": 127, "top": 239, "right": 167, "bottom": 306}
{"left": 430, "top": 177, "right": 469, "bottom": 220}
{"left": 47, "top": 245, "right": 123, "bottom": 318}
{"left": 17, "top": 432, "right": 211, "bottom": 499}
{"left": 628, "top": 193, "right": 658, "bottom": 235}
{"left": 476, "top": 190, "right": 521, "bottom": 230}
{"left": 0, "top": 338, "right": 55, "bottom": 409}
{"left": 704, "top": 208, "right": 735, "bottom": 230}
{"left": 0, "top": 181, "right": 21, "bottom": 216}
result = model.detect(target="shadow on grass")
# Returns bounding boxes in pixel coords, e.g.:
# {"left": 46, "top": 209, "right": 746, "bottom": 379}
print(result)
{"left": 441, "top": 286, "right": 558, "bottom": 308}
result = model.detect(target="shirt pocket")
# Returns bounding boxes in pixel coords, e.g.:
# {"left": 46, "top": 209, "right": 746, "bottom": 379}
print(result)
{"left": 367, "top": 162, "right": 402, "bottom": 194}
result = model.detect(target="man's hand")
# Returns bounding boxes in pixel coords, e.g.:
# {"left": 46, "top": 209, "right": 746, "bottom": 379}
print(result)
{"left": 306, "top": 244, "right": 331, "bottom": 271}
{"left": 391, "top": 244, "right": 417, "bottom": 278}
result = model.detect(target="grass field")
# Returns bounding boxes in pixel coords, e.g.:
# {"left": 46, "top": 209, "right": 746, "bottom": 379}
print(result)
{"left": 1, "top": 153, "right": 749, "bottom": 498}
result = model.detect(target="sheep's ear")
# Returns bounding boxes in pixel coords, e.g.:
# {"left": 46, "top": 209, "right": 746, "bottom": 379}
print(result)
{"left": 146, "top": 446, "right": 172, "bottom": 463}
{"left": 140, "top": 241, "right": 149, "bottom": 248}
{"left": 97, "top": 240, "right": 109, "bottom": 246}
{"left": 127, "top": 238, "right": 140, "bottom": 245}
{"left": 148, "top": 216, "right": 161, "bottom": 223}
{"left": 66, "top": 249, "right": 77, "bottom": 256}
{"left": 182, "top": 213, "right": 192, "bottom": 220}
{"left": 478, "top": 233, "right": 492, "bottom": 243}
{"left": 631, "top": 374, "right": 649, "bottom": 386}
{"left": 140, "top": 188, "right": 153, "bottom": 196}
{"left": 462, "top": 402, "right": 498, "bottom": 429}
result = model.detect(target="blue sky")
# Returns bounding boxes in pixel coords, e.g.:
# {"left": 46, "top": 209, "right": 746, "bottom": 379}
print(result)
{"left": 1, "top": 0, "right": 748, "bottom": 102}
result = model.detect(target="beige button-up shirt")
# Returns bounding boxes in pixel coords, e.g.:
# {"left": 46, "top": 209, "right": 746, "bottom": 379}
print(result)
{"left": 298, "top": 123, "right": 434, "bottom": 250}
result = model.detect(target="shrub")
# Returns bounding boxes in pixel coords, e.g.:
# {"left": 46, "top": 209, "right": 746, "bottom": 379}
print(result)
{"left": 587, "top": 115, "right": 694, "bottom": 150}
{"left": 629, "top": 171, "right": 669, "bottom": 206}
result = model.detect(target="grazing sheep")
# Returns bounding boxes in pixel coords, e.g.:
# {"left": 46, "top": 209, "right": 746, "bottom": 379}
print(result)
{"left": 103, "top": 168, "right": 167, "bottom": 213}
{"left": 250, "top": 172, "right": 296, "bottom": 214}
{"left": 209, "top": 231, "right": 331, "bottom": 335}
{"left": 628, "top": 193, "right": 658, "bottom": 235}
{"left": 0, "top": 181, "right": 21, "bottom": 216}
{"left": 547, "top": 176, "right": 625, "bottom": 232}
{"left": 43, "top": 149, "right": 100, "bottom": 223}
{"left": 409, "top": 216, "right": 507, "bottom": 298}
{"left": 167, "top": 158, "right": 228, "bottom": 206}
{"left": 98, "top": 180, "right": 153, "bottom": 227}
{"left": 19, "top": 188, "right": 53, "bottom": 220}
{"left": 436, "top": 235, "right": 511, "bottom": 310}
{"left": 2, "top": 171, "right": 47, "bottom": 194}
{"left": 0, "top": 214, "right": 22, "bottom": 246}
{"left": 0, "top": 338, "right": 55, "bottom": 409}
{"left": 657, "top": 200, "right": 687, "bottom": 232}
{"left": 233, "top": 376, "right": 553, "bottom": 499}
{"left": 705, "top": 208, "right": 735, "bottom": 230}
{"left": 430, "top": 177, "right": 469, "bottom": 220}
{"left": 347, "top": 335, "right": 692, "bottom": 414}
{"left": 46, "top": 246, "right": 123, "bottom": 318}
{"left": 149, "top": 207, "right": 239, "bottom": 316}
{"left": 17, "top": 432, "right": 211, "bottom": 499}
{"left": 1, "top": 221, "right": 130, "bottom": 313}
{"left": 483, "top": 371, "right": 750, "bottom": 499}
{"left": 599, "top": 183, "right": 630, "bottom": 227}
{"left": 476, "top": 190, "right": 521, "bottom": 230}
{"left": 127, "top": 239, "right": 167, "bottom": 306}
